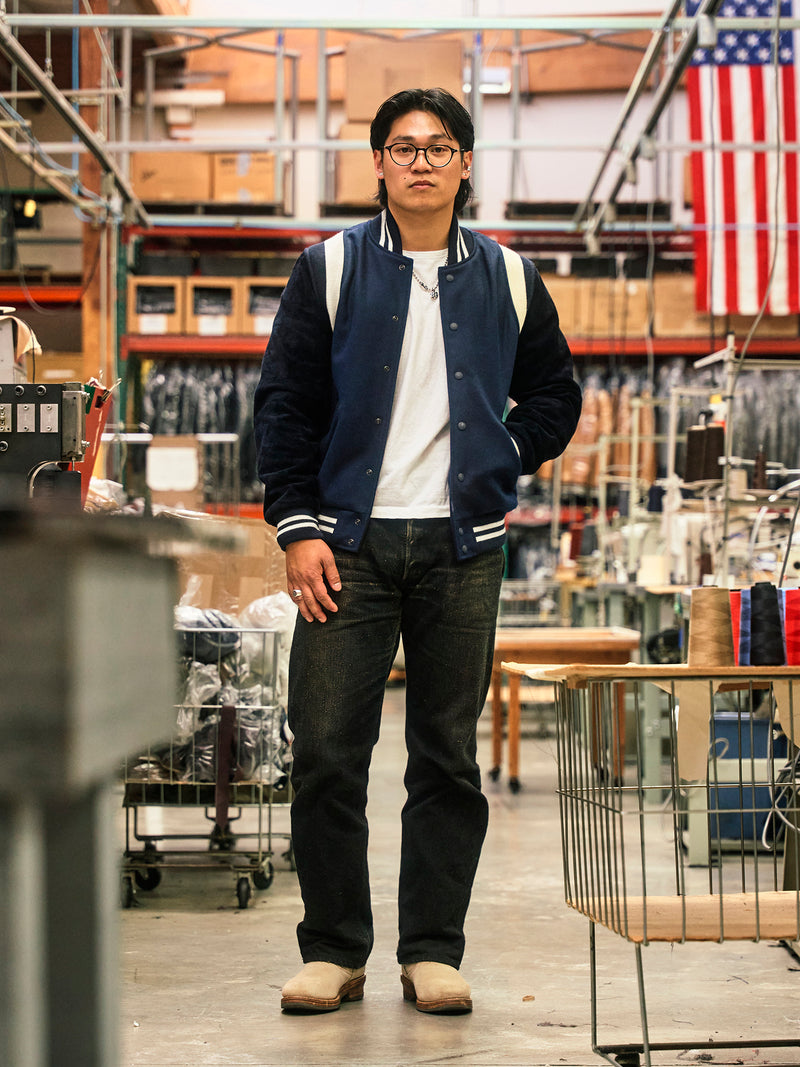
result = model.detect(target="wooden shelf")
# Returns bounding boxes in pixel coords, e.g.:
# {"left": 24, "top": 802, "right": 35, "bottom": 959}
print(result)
{"left": 0, "top": 284, "right": 83, "bottom": 305}
{"left": 120, "top": 334, "right": 266, "bottom": 360}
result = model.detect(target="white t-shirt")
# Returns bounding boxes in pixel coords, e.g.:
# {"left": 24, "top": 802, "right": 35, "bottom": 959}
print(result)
{"left": 371, "top": 248, "right": 451, "bottom": 518}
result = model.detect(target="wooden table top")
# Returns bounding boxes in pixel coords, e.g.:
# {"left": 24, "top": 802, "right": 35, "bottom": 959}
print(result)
{"left": 494, "top": 626, "right": 641, "bottom": 653}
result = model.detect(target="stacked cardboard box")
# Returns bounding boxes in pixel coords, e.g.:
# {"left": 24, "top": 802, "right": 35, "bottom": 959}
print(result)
{"left": 130, "top": 152, "right": 211, "bottom": 202}
{"left": 185, "top": 277, "right": 243, "bottom": 335}
{"left": 334, "top": 38, "right": 464, "bottom": 206}
{"left": 241, "top": 279, "right": 283, "bottom": 335}
{"left": 211, "top": 151, "right": 276, "bottom": 204}
{"left": 127, "top": 276, "right": 185, "bottom": 334}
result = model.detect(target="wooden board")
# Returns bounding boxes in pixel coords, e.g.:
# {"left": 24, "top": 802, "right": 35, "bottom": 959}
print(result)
{"left": 572, "top": 891, "right": 800, "bottom": 943}
{"left": 504, "top": 662, "right": 800, "bottom": 684}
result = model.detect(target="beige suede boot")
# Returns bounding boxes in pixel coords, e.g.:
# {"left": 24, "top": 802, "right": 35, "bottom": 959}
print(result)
{"left": 280, "top": 962, "right": 366, "bottom": 1013}
{"left": 400, "top": 962, "right": 472, "bottom": 1014}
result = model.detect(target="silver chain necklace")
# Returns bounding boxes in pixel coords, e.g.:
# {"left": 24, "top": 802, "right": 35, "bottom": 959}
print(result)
{"left": 412, "top": 257, "right": 448, "bottom": 301}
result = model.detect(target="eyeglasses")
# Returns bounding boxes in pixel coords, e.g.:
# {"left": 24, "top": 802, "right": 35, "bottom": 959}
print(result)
{"left": 383, "top": 143, "right": 460, "bottom": 168}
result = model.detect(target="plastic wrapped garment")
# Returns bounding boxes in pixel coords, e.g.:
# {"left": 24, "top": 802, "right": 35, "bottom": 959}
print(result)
{"left": 172, "top": 705, "right": 288, "bottom": 784}
{"left": 175, "top": 606, "right": 240, "bottom": 663}
{"left": 238, "top": 592, "right": 297, "bottom": 700}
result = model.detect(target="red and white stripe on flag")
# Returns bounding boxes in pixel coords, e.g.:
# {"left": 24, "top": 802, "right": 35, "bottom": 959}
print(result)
{"left": 687, "top": 0, "right": 800, "bottom": 315}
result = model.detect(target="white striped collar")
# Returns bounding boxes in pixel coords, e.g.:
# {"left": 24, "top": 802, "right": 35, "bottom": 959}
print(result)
{"left": 376, "top": 209, "right": 471, "bottom": 265}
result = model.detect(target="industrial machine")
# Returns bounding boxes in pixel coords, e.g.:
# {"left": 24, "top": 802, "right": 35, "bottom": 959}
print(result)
{"left": 0, "top": 306, "right": 87, "bottom": 506}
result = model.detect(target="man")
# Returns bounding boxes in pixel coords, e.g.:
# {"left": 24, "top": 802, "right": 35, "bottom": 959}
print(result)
{"left": 253, "top": 87, "right": 581, "bottom": 1015}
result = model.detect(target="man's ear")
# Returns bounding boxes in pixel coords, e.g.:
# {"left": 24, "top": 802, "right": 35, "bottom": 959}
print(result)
{"left": 373, "top": 148, "right": 384, "bottom": 179}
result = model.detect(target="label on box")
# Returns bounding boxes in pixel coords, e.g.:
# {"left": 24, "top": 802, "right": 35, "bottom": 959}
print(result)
{"left": 254, "top": 314, "right": 276, "bottom": 334}
{"left": 138, "top": 314, "right": 169, "bottom": 335}
{"left": 198, "top": 315, "right": 228, "bottom": 336}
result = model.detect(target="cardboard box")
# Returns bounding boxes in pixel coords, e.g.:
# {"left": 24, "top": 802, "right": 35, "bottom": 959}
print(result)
{"left": 571, "top": 277, "right": 650, "bottom": 338}
{"left": 652, "top": 274, "right": 799, "bottom": 338}
{"left": 211, "top": 151, "right": 276, "bottom": 203}
{"left": 241, "top": 278, "right": 283, "bottom": 336}
{"left": 130, "top": 152, "right": 211, "bottom": 202}
{"left": 165, "top": 514, "right": 287, "bottom": 613}
{"left": 32, "top": 351, "right": 85, "bottom": 384}
{"left": 335, "top": 122, "right": 377, "bottom": 206}
{"left": 185, "top": 277, "right": 242, "bottom": 335}
{"left": 127, "top": 276, "right": 185, "bottom": 335}
{"left": 146, "top": 435, "right": 203, "bottom": 511}
{"left": 344, "top": 38, "right": 464, "bottom": 122}
{"left": 540, "top": 276, "right": 578, "bottom": 337}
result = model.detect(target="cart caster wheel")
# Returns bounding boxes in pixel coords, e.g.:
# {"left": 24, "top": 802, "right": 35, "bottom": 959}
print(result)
{"left": 121, "top": 876, "right": 135, "bottom": 909}
{"left": 488, "top": 766, "right": 500, "bottom": 782}
{"left": 508, "top": 776, "right": 521, "bottom": 794}
{"left": 253, "top": 862, "right": 274, "bottom": 891}
{"left": 614, "top": 1053, "right": 641, "bottom": 1067}
{"left": 134, "top": 866, "right": 162, "bottom": 891}
{"left": 236, "top": 877, "right": 252, "bottom": 909}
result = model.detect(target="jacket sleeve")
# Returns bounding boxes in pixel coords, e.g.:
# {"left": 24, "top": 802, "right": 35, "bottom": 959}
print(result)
{"left": 252, "top": 247, "right": 333, "bottom": 545}
{"left": 504, "top": 262, "right": 582, "bottom": 475}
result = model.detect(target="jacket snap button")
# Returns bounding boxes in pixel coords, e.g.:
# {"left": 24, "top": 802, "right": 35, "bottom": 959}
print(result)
{"left": 383, "top": 365, "right": 390, "bottom": 372}
{"left": 354, "top": 518, "right": 361, "bottom": 525}
{"left": 446, "top": 274, "right": 454, "bottom": 282}
{"left": 399, "top": 264, "right": 406, "bottom": 271}
{"left": 392, "top": 315, "right": 399, "bottom": 322}
{"left": 449, "top": 322, "right": 458, "bottom": 330}
{"left": 347, "top": 538, "right": 355, "bottom": 545}
{"left": 458, "top": 527, "right": 464, "bottom": 535}
{"left": 454, "top": 370, "right": 464, "bottom": 380}
{"left": 457, "top": 421, "right": 466, "bottom": 430}
{"left": 457, "top": 472, "right": 465, "bottom": 482}
{"left": 366, "top": 468, "right": 373, "bottom": 476}
{"left": 461, "top": 545, "right": 468, "bottom": 553}
{"left": 375, "top": 417, "right": 382, "bottom": 425}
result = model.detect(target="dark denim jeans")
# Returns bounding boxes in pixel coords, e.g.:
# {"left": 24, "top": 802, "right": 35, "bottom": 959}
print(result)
{"left": 287, "top": 518, "right": 504, "bottom": 969}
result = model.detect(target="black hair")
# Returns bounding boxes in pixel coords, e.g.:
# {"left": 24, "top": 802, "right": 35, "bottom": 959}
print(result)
{"left": 369, "top": 88, "right": 474, "bottom": 214}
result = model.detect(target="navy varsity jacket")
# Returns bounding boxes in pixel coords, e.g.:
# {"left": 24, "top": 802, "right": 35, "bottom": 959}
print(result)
{"left": 253, "top": 209, "right": 581, "bottom": 561}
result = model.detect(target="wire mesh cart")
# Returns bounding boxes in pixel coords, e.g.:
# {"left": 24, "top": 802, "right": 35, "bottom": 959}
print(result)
{"left": 122, "top": 621, "right": 293, "bottom": 909}
{"left": 507, "top": 661, "right": 800, "bottom": 1067}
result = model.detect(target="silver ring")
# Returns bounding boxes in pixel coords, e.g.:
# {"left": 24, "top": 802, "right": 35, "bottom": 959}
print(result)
{"left": 292, "top": 588, "right": 303, "bottom": 599}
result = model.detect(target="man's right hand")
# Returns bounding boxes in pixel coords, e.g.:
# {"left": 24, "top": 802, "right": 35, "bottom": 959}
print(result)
{"left": 285, "top": 540, "right": 342, "bottom": 623}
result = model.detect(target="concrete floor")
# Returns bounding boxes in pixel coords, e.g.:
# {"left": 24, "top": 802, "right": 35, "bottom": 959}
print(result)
{"left": 119, "top": 687, "right": 800, "bottom": 1067}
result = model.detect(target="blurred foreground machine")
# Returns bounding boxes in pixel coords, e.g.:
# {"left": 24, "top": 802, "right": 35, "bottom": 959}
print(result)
{"left": 0, "top": 306, "right": 87, "bottom": 506}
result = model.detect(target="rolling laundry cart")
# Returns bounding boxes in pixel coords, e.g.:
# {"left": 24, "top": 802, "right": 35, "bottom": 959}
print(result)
{"left": 506, "top": 661, "right": 800, "bottom": 1067}
{"left": 122, "top": 621, "right": 293, "bottom": 909}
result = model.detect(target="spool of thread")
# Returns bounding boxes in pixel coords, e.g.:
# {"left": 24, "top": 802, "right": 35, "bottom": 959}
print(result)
{"left": 749, "top": 581, "right": 786, "bottom": 665}
{"left": 702, "top": 423, "right": 725, "bottom": 481}
{"left": 580, "top": 522, "right": 599, "bottom": 556}
{"left": 752, "top": 449, "right": 768, "bottom": 491}
{"left": 688, "top": 586, "right": 735, "bottom": 666}
{"left": 684, "top": 426, "right": 707, "bottom": 482}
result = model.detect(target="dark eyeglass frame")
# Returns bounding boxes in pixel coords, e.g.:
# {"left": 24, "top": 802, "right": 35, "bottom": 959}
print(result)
{"left": 383, "top": 143, "right": 460, "bottom": 168}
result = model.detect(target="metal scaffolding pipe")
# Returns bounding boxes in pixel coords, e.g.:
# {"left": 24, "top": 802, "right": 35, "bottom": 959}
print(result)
{"left": 581, "top": 0, "right": 727, "bottom": 243}
{"left": 573, "top": 0, "right": 684, "bottom": 230}
{"left": 37, "top": 136, "right": 800, "bottom": 156}
{"left": 0, "top": 19, "right": 148, "bottom": 225}
{"left": 4, "top": 14, "right": 800, "bottom": 31}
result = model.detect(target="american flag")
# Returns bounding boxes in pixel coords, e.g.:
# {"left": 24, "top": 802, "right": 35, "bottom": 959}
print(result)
{"left": 687, "top": 0, "right": 799, "bottom": 315}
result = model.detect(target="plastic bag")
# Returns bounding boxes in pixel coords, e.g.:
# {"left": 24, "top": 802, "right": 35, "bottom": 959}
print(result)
{"left": 175, "top": 606, "right": 240, "bottom": 663}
